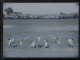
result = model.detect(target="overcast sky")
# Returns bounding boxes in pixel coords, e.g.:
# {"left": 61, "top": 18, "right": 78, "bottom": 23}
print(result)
{"left": 3, "top": 3, "right": 79, "bottom": 14}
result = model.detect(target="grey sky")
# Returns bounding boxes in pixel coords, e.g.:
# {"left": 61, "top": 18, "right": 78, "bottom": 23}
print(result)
{"left": 3, "top": 3, "right": 79, "bottom": 14}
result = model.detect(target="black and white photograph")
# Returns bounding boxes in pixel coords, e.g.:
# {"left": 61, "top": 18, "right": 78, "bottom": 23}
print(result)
{"left": 3, "top": 3, "right": 79, "bottom": 58}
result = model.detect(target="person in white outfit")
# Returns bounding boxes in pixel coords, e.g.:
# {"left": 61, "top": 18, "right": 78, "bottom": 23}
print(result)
{"left": 57, "top": 38, "right": 61, "bottom": 44}
{"left": 37, "top": 36, "right": 41, "bottom": 48}
{"left": 44, "top": 40, "right": 49, "bottom": 48}
{"left": 67, "top": 38, "right": 74, "bottom": 48}
{"left": 50, "top": 35, "right": 61, "bottom": 44}
{"left": 50, "top": 35, "right": 58, "bottom": 44}
{"left": 30, "top": 40, "right": 36, "bottom": 48}
{"left": 50, "top": 35, "right": 56, "bottom": 43}
{"left": 8, "top": 38, "right": 15, "bottom": 47}
{"left": 20, "top": 40, "right": 24, "bottom": 45}
{"left": 23, "top": 35, "right": 30, "bottom": 42}
{"left": 37, "top": 36, "right": 41, "bottom": 42}
{"left": 20, "top": 35, "right": 30, "bottom": 45}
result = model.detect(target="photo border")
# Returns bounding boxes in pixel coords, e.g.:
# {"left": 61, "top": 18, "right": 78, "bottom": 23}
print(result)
{"left": 0, "top": 0, "right": 79, "bottom": 60}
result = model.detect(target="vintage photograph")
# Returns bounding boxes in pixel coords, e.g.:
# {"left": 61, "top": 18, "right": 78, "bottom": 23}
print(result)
{"left": 3, "top": 3, "right": 79, "bottom": 58}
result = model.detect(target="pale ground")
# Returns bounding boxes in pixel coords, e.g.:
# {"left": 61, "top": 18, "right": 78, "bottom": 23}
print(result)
{"left": 3, "top": 19, "right": 79, "bottom": 58}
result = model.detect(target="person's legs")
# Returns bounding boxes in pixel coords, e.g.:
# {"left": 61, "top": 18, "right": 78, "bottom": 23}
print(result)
{"left": 71, "top": 42, "right": 74, "bottom": 47}
{"left": 38, "top": 44, "right": 41, "bottom": 48}
{"left": 34, "top": 46, "right": 36, "bottom": 48}
{"left": 68, "top": 42, "right": 74, "bottom": 48}
{"left": 45, "top": 45, "right": 49, "bottom": 48}
{"left": 8, "top": 40, "right": 12, "bottom": 48}
{"left": 8, "top": 41, "right": 11, "bottom": 46}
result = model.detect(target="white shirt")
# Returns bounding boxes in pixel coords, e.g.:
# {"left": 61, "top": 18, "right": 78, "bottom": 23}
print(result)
{"left": 8, "top": 38, "right": 14, "bottom": 46}
{"left": 68, "top": 38, "right": 73, "bottom": 44}
{"left": 44, "top": 40, "right": 48, "bottom": 47}
{"left": 31, "top": 40, "right": 35, "bottom": 47}
{"left": 38, "top": 37, "right": 41, "bottom": 42}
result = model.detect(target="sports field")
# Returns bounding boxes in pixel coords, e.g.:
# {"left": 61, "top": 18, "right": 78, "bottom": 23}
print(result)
{"left": 3, "top": 19, "right": 79, "bottom": 58}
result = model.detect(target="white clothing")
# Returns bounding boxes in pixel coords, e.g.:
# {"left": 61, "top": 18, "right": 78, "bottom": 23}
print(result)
{"left": 24, "top": 35, "right": 30, "bottom": 41}
{"left": 68, "top": 38, "right": 74, "bottom": 47}
{"left": 30, "top": 40, "right": 35, "bottom": 48}
{"left": 38, "top": 37, "right": 41, "bottom": 42}
{"left": 58, "top": 39, "right": 61, "bottom": 44}
{"left": 8, "top": 38, "right": 15, "bottom": 46}
{"left": 20, "top": 40, "right": 23, "bottom": 45}
{"left": 44, "top": 40, "right": 49, "bottom": 47}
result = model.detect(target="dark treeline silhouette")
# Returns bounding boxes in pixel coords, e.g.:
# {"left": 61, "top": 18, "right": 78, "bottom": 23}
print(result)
{"left": 3, "top": 7, "right": 79, "bottom": 19}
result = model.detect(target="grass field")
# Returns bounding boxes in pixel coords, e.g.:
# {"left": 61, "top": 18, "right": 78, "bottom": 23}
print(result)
{"left": 3, "top": 19, "right": 79, "bottom": 58}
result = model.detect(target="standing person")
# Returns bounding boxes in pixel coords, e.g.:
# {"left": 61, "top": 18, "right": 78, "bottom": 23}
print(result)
{"left": 44, "top": 40, "right": 49, "bottom": 48}
{"left": 20, "top": 40, "right": 24, "bottom": 45}
{"left": 30, "top": 40, "right": 36, "bottom": 48}
{"left": 37, "top": 36, "right": 42, "bottom": 48}
{"left": 8, "top": 38, "right": 15, "bottom": 47}
{"left": 57, "top": 38, "right": 61, "bottom": 44}
{"left": 37, "top": 36, "right": 40, "bottom": 48}
{"left": 67, "top": 38, "right": 74, "bottom": 48}
{"left": 37, "top": 36, "right": 41, "bottom": 42}
{"left": 20, "top": 35, "right": 30, "bottom": 45}
{"left": 50, "top": 35, "right": 61, "bottom": 44}
{"left": 50, "top": 35, "right": 57, "bottom": 44}
{"left": 23, "top": 35, "right": 30, "bottom": 42}
{"left": 50, "top": 35, "right": 56, "bottom": 43}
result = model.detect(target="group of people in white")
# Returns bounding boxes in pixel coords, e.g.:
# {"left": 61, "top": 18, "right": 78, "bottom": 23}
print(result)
{"left": 8, "top": 35, "right": 74, "bottom": 48}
